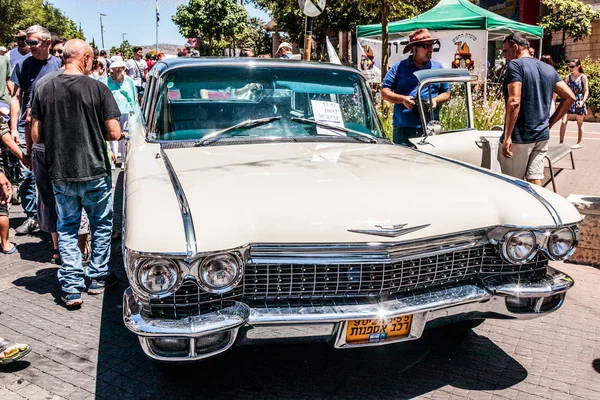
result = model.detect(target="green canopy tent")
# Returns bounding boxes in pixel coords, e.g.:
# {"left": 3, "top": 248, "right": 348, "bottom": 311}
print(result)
{"left": 357, "top": 0, "right": 543, "bottom": 42}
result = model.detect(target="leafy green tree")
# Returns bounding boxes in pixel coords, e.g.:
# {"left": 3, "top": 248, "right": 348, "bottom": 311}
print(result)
{"left": 172, "top": 0, "right": 248, "bottom": 56}
{"left": 237, "top": 17, "right": 271, "bottom": 55}
{"left": 250, "top": 0, "right": 437, "bottom": 62}
{"left": 0, "top": 0, "right": 84, "bottom": 45}
{"left": 540, "top": 0, "right": 600, "bottom": 57}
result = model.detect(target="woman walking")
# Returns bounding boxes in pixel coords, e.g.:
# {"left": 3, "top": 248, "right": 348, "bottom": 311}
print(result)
{"left": 559, "top": 59, "right": 588, "bottom": 149}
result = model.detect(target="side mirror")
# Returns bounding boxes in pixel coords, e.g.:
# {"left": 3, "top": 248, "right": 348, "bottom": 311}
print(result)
{"left": 426, "top": 120, "right": 441, "bottom": 136}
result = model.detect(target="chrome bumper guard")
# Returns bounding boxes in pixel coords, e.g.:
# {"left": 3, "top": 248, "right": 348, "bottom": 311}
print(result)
{"left": 124, "top": 266, "right": 573, "bottom": 361}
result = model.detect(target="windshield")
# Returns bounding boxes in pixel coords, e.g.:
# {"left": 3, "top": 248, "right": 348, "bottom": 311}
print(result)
{"left": 149, "top": 65, "right": 384, "bottom": 142}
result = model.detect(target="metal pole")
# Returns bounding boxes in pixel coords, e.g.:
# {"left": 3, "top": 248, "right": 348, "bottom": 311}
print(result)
{"left": 100, "top": 13, "right": 106, "bottom": 50}
{"left": 303, "top": 16, "right": 312, "bottom": 61}
{"left": 122, "top": 33, "right": 127, "bottom": 44}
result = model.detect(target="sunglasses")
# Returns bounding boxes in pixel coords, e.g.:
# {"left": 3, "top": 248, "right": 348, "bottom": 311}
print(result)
{"left": 25, "top": 39, "right": 41, "bottom": 46}
{"left": 16, "top": 37, "right": 26, "bottom": 41}
{"left": 415, "top": 43, "right": 434, "bottom": 49}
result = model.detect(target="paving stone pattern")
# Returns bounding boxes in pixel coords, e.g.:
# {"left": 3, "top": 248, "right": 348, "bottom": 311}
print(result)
{"left": 1, "top": 174, "right": 600, "bottom": 399}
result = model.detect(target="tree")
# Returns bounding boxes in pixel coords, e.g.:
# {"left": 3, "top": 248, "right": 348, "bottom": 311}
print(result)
{"left": 237, "top": 17, "right": 271, "bottom": 55}
{"left": 172, "top": 0, "right": 248, "bottom": 56}
{"left": 0, "top": 0, "right": 84, "bottom": 45}
{"left": 540, "top": 0, "right": 600, "bottom": 57}
{"left": 250, "top": 0, "right": 437, "bottom": 63}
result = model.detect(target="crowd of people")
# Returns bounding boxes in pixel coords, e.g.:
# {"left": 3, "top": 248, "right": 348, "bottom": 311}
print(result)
{"left": 0, "top": 25, "right": 139, "bottom": 364}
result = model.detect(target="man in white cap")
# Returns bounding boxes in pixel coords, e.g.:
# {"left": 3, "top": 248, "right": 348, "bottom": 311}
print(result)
{"left": 276, "top": 42, "right": 293, "bottom": 59}
{"left": 0, "top": 47, "right": 7, "bottom": 56}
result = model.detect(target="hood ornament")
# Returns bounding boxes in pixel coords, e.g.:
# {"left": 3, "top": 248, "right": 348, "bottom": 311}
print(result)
{"left": 348, "top": 223, "right": 430, "bottom": 238}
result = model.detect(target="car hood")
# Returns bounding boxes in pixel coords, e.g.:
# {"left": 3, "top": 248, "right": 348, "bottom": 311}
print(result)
{"left": 149, "top": 142, "right": 580, "bottom": 253}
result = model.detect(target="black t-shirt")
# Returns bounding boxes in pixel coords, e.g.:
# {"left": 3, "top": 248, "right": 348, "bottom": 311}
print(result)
{"left": 502, "top": 57, "right": 561, "bottom": 144}
{"left": 10, "top": 56, "right": 62, "bottom": 128}
{"left": 30, "top": 74, "right": 121, "bottom": 183}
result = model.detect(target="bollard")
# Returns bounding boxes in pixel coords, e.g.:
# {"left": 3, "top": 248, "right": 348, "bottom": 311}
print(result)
{"left": 567, "top": 195, "right": 600, "bottom": 266}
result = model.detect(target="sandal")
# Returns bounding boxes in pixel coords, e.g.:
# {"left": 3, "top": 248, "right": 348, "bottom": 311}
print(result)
{"left": 2, "top": 244, "right": 17, "bottom": 255}
{"left": 50, "top": 249, "right": 62, "bottom": 265}
{"left": 0, "top": 339, "right": 31, "bottom": 364}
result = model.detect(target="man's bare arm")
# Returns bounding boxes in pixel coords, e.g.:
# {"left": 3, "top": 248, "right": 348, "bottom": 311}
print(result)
{"left": 31, "top": 117, "right": 43, "bottom": 144}
{"left": 104, "top": 118, "right": 123, "bottom": 141}
{"left": 381, "top": 88, "right": 416, "bottom": 109}
{"left": 549, "top": 81, "right": 575, "bottom": 129}
{"left": 504, "top": 81, "right": 522, "bottom": 141}
{"left": 9, "top": 85, "right": 20, "bottom": 142}
{"left": 1, "top": 134, "right": 24, "bottom": 160}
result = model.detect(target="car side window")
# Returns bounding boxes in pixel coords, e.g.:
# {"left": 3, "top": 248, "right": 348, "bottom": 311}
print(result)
{"left": 427, "top": 82, "right": 470, "bottom": 134}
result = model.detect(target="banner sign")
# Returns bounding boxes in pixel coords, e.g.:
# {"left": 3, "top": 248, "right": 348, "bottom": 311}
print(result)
{"left": 358, "top": 30, "right": 487, "bottom": 81}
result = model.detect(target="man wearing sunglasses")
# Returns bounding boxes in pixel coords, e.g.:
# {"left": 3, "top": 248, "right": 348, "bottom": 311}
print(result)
{"left": 7, "top": 31, "right": 30, "bottom": 71}
{"left": 382, "top": 29, "right": 450, "bottom": 146}
{"left": 499, "top": 32, "right": 575, "bottom": 186}
{"left": 9, "top": 25, "right": 61, "bottom": 235}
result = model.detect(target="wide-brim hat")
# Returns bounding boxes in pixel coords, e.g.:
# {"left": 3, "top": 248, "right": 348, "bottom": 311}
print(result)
{"left": 277, "top": 42, "right": 292, "bottom": 53}
{"left": 110, "top": 60, "right": 126, "bottom": 69}
{"left": 403, "top": 29, "right": 439, "bottom": 54}
{"left": 14, "top": 30, "right": 26, "bottom": 38}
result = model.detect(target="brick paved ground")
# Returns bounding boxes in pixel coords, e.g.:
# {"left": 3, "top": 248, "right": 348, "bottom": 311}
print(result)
{"left": 1, "top": 132, "right": 600, "bottom": 399}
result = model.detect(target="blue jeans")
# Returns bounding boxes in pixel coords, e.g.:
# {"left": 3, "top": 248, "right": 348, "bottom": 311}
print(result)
{"left": 53, "top": 176, "right": 113, "bottom": 293}
{"left": 18, "top": 127, "right": 37, "bottom": 219}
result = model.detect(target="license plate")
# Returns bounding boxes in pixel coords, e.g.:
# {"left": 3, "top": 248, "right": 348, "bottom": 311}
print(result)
{"left": 345, "top": 315, "right": 412, "bottom": 344}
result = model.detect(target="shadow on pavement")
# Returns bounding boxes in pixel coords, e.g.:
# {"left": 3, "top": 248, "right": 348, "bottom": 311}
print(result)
{"left": 593, "top": 359, "right": 600, "bottom": 374}
{"left": 93, "top": 171, "right": 528, "bottom": 400}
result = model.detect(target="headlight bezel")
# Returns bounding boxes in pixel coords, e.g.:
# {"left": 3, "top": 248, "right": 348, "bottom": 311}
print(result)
{"left": 197, "top": 253, "right": 244, "bottom": 294}
{"left": 501, "top": 230, "right": 538, "bottom": 264}
{"left": 545, "top": 226, "right": 578, "bottom": 261}
{"left": 136, "top": 258, "right": 183, "bottom": 296}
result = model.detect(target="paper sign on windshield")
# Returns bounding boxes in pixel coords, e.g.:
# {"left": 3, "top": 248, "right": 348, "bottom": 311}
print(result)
{"left": 311, "top": 100, "right": 345, "bottom": 136}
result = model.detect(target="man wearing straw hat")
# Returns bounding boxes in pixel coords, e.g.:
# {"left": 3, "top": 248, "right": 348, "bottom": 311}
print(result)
{"left": 382, "top": 29, "right": 450, "bottom": 146}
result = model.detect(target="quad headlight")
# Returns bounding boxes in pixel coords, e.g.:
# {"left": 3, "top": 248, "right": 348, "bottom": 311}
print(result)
{"left": 547, "top": 227, "right": 576, "bottom": 260}
{"left": 502, "top": 230, "right": 537, "bottom": 263}
{"left": 199, "top": 254, "right": 243, "bottom": 294}
{"left": 137, "top": 259, "right": 181, "bottom": 295}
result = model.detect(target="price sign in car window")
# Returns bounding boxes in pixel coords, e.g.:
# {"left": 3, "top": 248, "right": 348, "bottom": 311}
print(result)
{"left": 311, "top": 100, "right": 345, "bottom": 136}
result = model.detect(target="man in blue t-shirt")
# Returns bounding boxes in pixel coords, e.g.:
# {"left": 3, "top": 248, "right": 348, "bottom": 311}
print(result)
{"left": 382, "top": 29, "right": 450, "bottom": 146}
{"left": 500, "top": 32, "right": 575, "bottom": 185}
{"left": 8, "top": 25, "right": 61, "bottom": 235}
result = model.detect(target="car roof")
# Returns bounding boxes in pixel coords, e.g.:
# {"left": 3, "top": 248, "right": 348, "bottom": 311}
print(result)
{"left": 151, "top": 57, "right": 360, "bottom": 77}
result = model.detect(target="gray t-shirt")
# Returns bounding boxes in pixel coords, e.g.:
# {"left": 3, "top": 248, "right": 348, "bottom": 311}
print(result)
{"left": 502, "top": 57, "right": 561, "bottom": 144}
{"left": 0, "top": 55, "right": 10, "bottom": 104}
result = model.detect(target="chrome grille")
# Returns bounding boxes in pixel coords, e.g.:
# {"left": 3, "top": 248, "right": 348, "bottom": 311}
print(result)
{"left": 147, "top": 244, "right": 548, "bottom": 319}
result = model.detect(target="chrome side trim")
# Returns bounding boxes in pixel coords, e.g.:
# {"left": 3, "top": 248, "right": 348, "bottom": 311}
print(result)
{"left": 159, "top": 146, "right": 197, "bottom": 258}
{"left": 411, "top": 148, "right": 563, "bottom": 226}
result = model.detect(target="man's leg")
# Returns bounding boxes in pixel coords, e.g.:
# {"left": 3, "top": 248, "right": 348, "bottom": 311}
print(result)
{"left": 392, "top": 126, "right": 421, "bottom": 147}
{"left": 81, "top": 176, "right": 114, "bottom": 292}
{"left": 15, "top": 131, "right": 38, "bottom": 235}
{"left": 32, "top": 149, "right": 59, "bottom": 262}
{"left": 525, "top": 140, "right": 548, "bottom": 186}
{"left": 498, "top": 142, "right": 531, "bottom": 180}
{"left": 53, "top": 182, "right": 86, "bottom": 303}
{"left": 0, "top": 205, "right": 14, "bottom": 253}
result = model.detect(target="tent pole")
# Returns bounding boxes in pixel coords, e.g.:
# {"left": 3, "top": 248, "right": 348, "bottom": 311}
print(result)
{"left": 483, "top": 30, "right": 488, "bottom": 105}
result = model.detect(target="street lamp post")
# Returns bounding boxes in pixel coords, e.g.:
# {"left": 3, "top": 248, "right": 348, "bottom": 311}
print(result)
{"left": 122, "top": 33, "right": 127, "bottom": 44}
{"left": 100, "top": 13, "right": 107, "bottom": 50}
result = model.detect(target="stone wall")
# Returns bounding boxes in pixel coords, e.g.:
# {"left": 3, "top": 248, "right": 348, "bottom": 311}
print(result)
{"left": 551, "top": 20, "right": 600, "bottom": 61}
{"left": 567, "top": 195, "right": 600, "bottom": 266}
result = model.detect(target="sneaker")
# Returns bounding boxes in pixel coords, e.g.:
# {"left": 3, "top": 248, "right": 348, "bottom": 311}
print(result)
{"left": 61, "top": 291, "right": 83, "bottom": 307}
{"left": 88, "top": 273, "right": 118, "bottom": 295}
{"left": 571, "top": 143, "right": 582, "bottom": 149}
{"left": 15, "top": 218, "right": 39, "bottom": 236}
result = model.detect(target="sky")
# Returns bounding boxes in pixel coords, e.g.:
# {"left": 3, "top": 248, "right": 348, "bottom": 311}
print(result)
{"left": 52, "top": 0, "right": 270, "bottom": 50}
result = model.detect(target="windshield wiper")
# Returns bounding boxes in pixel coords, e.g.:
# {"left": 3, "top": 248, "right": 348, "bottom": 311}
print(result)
{"left": 196, "top": 116, "right": 281, "bottom": 146}
{"left": 290, "top": 117, "right": 378, "bottom": 144}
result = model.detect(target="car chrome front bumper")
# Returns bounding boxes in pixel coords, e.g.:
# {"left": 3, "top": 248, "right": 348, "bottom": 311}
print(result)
{"left": 123, "top": 266, "right": 574, "bottom": 361}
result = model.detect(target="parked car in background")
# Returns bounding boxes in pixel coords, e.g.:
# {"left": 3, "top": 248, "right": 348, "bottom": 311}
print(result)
{"left": 122, "top": 58, "right": 579, "bottom": 362}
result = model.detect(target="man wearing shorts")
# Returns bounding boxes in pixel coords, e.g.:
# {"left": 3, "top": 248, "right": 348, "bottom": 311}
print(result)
{"left": 499, "top": 32, "right": 575, "bottom": 185}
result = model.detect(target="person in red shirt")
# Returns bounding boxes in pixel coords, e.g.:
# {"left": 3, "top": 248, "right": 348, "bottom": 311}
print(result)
{"left": 145, "top": 53, "right": 155, "bottom": 71}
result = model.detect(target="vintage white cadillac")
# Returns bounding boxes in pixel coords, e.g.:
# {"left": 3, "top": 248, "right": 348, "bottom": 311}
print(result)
{"left": 122, "top": 58, "right": 580, "bottom": 362}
